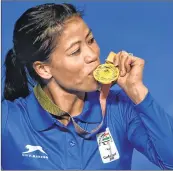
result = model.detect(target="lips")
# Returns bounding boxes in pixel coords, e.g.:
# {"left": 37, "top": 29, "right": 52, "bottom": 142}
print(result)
{"left": 89, "top": 64, "right": 100, "bottom": 75}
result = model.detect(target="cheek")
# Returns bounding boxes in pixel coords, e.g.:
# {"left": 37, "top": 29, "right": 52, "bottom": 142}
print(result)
{"left": 69, "top": 63, "right": 87, "bottom": 85}
{"left": 51, "top": 59, "right": 85, "bottom": 84}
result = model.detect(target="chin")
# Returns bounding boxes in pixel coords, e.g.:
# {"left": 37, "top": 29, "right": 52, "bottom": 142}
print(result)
{"left": 73, "top": 76, "right": 101, "bottom": 92}
{"left": 85, "top": 82, "right": 101, "bottom": 92}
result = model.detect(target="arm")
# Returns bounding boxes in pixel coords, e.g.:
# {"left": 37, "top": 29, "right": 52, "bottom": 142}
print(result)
{"left": 111, "top": 50, "right": 173, "bottom": 168}
{"left": 127, "top": 91, "right": 173, "bottom": 169}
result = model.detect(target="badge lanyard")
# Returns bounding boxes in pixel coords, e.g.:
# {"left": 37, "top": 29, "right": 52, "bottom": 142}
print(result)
{"left": 70, "top": 83, "right": 112, "bottom": 139}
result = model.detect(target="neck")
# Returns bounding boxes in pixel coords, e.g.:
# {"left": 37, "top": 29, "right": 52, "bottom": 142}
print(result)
{"left": 42, "top": 80, "right": 85, "bottom": 117}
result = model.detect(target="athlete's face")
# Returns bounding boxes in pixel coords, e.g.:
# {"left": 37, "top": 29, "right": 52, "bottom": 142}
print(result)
{"left": 47, "top": 16, "right": 101, "bottom": 92}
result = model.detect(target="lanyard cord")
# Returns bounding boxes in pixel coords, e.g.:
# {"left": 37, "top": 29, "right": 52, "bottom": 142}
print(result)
{"left": 69, "top": 84, "right": 112, "bottom": 139}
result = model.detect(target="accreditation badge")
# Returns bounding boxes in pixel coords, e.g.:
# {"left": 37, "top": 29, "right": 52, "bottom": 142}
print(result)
{"left": 96, "top": 127, "right": 120, "bottom": 163}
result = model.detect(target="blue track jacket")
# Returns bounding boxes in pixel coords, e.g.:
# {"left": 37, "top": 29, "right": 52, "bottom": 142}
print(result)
{"left": 2, "top": 89, "right": 173, "bottom": 169}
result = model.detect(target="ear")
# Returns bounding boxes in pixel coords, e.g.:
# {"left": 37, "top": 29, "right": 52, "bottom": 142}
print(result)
{"left": 33, "top": 61, "right": 52, "bottom": 80}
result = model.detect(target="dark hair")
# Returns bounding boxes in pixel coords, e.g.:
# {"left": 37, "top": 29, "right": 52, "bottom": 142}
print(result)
{"left": 4, "top": 3, "right": 83, "bottom": 101}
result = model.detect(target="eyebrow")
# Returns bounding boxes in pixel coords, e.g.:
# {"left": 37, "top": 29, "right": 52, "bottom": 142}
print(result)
{"left": 65, "top": 28, "right": 92, "bottom": 52}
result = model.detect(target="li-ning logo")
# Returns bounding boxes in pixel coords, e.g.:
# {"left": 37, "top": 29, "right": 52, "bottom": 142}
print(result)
{"left": 22, "top": 145, "right": 48, "bottom": 159}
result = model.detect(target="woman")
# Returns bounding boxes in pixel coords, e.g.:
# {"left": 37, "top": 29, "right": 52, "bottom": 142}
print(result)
{"left": 2, "top": 3, "right": 173, "bottom": 170}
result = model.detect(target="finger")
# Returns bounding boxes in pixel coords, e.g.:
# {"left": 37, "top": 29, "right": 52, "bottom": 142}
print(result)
{"left": 124, "top": 56, "right": 131, "bottom": 73}
{"left": 119, "top": 52, "right": 128, "bottom": 76}
{"left": 114, "top": 52, "right": 120, "bottom": 67}
{"left": 130, "top": 56, "right": 145, "bottom": 67}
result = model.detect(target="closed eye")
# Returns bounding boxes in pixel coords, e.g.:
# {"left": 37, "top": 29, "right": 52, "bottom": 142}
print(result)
{"left": 70, "top": 48, "right": 81, "bottom": 56}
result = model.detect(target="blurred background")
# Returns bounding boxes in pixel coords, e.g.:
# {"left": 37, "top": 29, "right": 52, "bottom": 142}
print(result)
{"left": 1, "top": 1, "right": 173, "bottom": 169}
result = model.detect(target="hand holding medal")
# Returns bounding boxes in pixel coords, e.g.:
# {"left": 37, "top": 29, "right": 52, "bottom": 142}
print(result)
{"left": 94, "top": 50, "right": 148, "bottom": 109}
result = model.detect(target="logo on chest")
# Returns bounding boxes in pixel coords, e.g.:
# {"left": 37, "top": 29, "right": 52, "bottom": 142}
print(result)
{"left": 96, "top": 127, "right": 120, "bottom": 163}
{"left": 22, "top": 145, "right": 48, "bottom": 159}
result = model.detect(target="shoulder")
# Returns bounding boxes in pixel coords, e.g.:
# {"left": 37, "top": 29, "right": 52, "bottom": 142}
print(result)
{"left": 2, "top": 91, "right": 36, "bottom": 111}
{"left": 2, "top": 95, "right": 28, "bottom": 113}
{"left": 1, "top": 93, "right": 34, "bottom": 134}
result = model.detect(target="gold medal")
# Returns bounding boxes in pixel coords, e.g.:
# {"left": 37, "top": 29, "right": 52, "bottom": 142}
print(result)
{"left": 93, "top": 52, "right": 119, "bottom": 84}
{"left": 93, "top": 63, "right": 119, "bottom": 84}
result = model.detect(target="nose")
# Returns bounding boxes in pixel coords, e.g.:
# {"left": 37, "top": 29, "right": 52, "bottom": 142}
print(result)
{"left": 84, "top": 46, "right": 99, "bottom": 64}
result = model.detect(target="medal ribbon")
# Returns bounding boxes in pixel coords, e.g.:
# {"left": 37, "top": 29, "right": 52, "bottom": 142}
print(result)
{"left": 71, "top": 84, "right": 112, "bottom": 139}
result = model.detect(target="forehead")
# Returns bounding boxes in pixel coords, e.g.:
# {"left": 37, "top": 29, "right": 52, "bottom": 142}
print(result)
{"left": 59, "top": 17, "right": 90, "bottom": 45}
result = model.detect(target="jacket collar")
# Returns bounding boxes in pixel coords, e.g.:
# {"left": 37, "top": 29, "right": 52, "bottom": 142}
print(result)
{"left": 34, "top": 84, "right": 66, "bottom": 116}
{"left": 26, "top": 84, "right": 102, "bottom": 131}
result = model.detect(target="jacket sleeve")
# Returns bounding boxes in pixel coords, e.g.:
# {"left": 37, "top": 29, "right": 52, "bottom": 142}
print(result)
{"left": 126, "top": 92, "right": 173, "bottom": 169}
